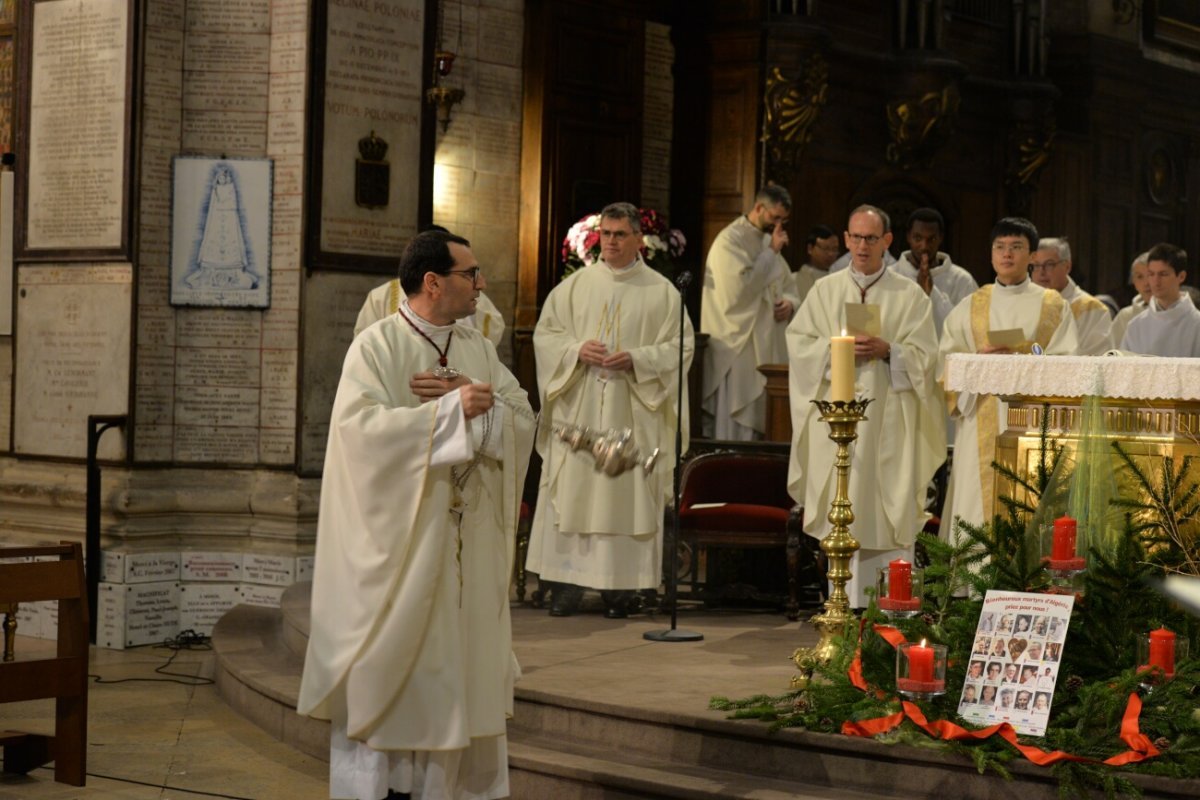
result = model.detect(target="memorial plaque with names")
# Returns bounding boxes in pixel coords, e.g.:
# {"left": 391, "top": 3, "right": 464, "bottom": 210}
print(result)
{"left": 14, "top": 264, "right": 131, "bottom": 459}
{"left": 179, "top": 583, "right": 241, "bottom": 635}
{"left": 309, "top": 0, "right": 434, "bottom": 272}
{"left": 25, "top": 0, "right": 132, "bottom": 256}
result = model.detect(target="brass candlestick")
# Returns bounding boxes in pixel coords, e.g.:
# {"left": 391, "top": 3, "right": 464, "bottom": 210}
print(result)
{"left": 791, "top": 397, "right": 871, "bottom": 689}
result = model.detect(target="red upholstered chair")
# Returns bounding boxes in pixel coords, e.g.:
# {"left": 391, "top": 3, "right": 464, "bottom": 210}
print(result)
{"left": 677, "top": 451, "right": 815, "bottom": 620}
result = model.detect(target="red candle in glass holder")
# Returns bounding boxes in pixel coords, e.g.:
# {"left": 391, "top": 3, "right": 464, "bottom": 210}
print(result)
{"left": 1148, "top": 627, "right": 1177, "bottom": 676}
{"left": 888, "top": 559, "right": 912, "bottom": 601}
{"left": 1052, "top": 516, "right": 1076, "bottom": 561}
{"left": 907, "top": 641, "right": 934, "bottom": 683}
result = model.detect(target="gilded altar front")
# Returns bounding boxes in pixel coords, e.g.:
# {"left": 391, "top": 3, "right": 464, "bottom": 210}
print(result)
{"left": 996, "top": 396, "right": 1200, "bottom": 514}
{"left": 943, "top": 353, "right": 1200, "bottom": 518}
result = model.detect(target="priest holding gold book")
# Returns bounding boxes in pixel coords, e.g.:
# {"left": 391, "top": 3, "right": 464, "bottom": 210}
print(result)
{"left": 786, "top": 204, "right": 945, "bottom": 609}
{"left": 938, "top": 217, "right": 1078, "bottom": 542}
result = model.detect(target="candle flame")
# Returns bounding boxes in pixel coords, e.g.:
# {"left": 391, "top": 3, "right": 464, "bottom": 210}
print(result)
{"left": 919, "top": 638, "right": 927, "bottom": 647}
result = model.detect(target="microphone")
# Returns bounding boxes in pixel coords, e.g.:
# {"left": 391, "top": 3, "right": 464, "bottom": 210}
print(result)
{"left": 675, "top": 271, "right": 693, "bottom": 289}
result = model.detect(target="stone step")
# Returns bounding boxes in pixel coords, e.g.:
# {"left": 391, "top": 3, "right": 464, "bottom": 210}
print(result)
{"left": 509, "top": 735, "right": 893, "bottom": 800}
{"left": 280, "top": 580, "right": 311, "bottom": 659}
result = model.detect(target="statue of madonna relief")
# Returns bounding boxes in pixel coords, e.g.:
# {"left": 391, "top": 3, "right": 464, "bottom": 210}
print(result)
{"left": 186, "top": 165, "right": 258, "bottom": 289}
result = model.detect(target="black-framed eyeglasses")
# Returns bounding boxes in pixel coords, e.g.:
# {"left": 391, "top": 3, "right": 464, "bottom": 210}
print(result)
{"left": 446, "top": 267, "right": 482, "bottom": 285}
{"left": 846, "top": 233, "right": 882, "bottom": 245}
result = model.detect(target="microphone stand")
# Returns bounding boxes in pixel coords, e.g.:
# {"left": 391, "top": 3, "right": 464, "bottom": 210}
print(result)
{"left": 644, "top": 270, "right": 703, "bottom": 643}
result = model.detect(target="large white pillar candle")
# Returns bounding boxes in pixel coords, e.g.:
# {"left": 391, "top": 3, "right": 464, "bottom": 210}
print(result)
{"left": 831, "top": 335, "right": 855, "bottom": 402}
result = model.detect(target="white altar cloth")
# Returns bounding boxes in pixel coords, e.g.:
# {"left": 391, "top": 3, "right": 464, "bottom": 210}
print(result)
{"left": 943, "top": 354, "right": 1200, "bottom": 402}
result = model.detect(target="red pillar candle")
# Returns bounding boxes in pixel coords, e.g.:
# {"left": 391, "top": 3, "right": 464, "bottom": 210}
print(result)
{"left": 907, "top": 640, "right": 934, "bottom": 683}
{"left": 888, "top": 559, "right": 912, "bottom": 601}
{"left": 1148, "top": 628, "right": 1177, "bottom": 675}
{"left": 1052, "top": 516, "right": 1077, "bottom": 561}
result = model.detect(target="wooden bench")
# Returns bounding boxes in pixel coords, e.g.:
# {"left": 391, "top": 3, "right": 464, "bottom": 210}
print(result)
{"left": 0, "top": 542, "right": 89, "bottom": 786}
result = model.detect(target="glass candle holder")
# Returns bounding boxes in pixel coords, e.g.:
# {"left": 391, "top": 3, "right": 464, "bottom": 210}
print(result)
{"left": 896, "top": 640, "right": 947, "bottom": 700}
{"left": 877, "top": 561, "right": 923, "bottom": 618}
{"left": 1040, "top": 517, "right": 1086, "bottom": 577}
{"left": 1137, "top": 628, "right": 1189, "bottom": 690}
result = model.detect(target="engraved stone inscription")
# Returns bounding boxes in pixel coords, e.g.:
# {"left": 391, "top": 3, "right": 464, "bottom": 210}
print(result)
{"left": 14, "top": 264, "right": 131, "bottom": 459}
{"left": 27, "top": 0, "right": 128, "bottom": 250}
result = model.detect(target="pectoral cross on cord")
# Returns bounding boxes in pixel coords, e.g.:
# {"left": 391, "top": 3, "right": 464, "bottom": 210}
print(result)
{"left": 858, "top": 270, "right": 886, "bottom": 303}
{"left": 398, "top": 307, "right": 453, "bottom": 366}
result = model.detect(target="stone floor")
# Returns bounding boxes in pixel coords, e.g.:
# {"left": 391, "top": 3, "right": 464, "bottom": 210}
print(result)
{"left": 0, "top": 637, "right": 327, "bottom": 800}
{"left": 1, "top": 599, "right": 812, "bottom": 800}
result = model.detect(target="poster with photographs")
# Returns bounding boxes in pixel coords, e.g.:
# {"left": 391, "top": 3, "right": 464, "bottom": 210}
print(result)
{"left": 957, "top": 590, "right": 1074, "bottom": 736}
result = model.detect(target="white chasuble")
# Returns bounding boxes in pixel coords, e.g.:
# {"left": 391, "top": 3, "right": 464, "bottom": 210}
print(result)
{"left": 1120, "top": 294, "right": 1200, "bottom": 358}
{"left": 701, "top": 215, "right": 796, "bottom": 439}
{"left": 1060, "top": 278, "right": 1114, "bottom": 356}
{"left": 298, "top": 312, "right": 534, "bottom": 798}
{"left": 893, "top": 251, "right": 979, "bottom": 337}
{"left": 528, "top": 258, "right": 693, "bottom": 590}
{"left": 786, "top": 269, "right": 945, "bottom": 606}
{"left": 938, "top": 281, "right": 1077, "bottom": 540}
{"left": 1110, "top": 295, "right": 1147, "bottom": 348}
{"left": 794, "top": 263, "right": 828, "bottom": 308}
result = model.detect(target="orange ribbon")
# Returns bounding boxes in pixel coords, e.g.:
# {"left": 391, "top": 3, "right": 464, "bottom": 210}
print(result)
{"left": 840, "top": 622, "right": 1159, "bottom": 766}
{"left": 843, "top": 695, "right": 1158, "bottom": 766}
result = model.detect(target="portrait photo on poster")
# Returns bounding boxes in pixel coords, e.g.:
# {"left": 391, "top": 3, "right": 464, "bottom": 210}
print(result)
{"left": 169, "top": 156, "right": 272, "bottom": 308}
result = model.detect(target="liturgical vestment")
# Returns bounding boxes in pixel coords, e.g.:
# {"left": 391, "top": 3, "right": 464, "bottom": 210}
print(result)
{"left": 938, "top": 281, "right": 1078, "bottom": 539}
{"left": 1060, "top": 277, "right": 1114, "bottom": 356}
{"left": 354, "top": 277, "right": 507, "bottom": 348}
{"left": 701, "top": 215, "right": 797, "bottom": 439}
{"left": 528, "top": 258, "right": 693, "bottom": 590}
{"left": 892, "top": 251, "right": 979, "bottom": 336}
{"left": 793, "top": 264, "right": 828, "bottom": 310}
{"left": 299, "top": 306, "right": 534, "bottom": 800}
{"left": 1110, "top": 295, "right": 1146, "bottom": 348}
{"left": 1120, "top": 294, "right": 1200, "bottom": 357}
{"left": 787, "top": 268, "right": 946, "bottom": 608}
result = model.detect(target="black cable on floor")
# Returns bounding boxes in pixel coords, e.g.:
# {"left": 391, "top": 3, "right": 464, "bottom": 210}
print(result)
{"left": 88, "top": 629, "right": 215, "bottom": 686}
{"left": 36, "top": 765, "right": 257, "bottom": 799}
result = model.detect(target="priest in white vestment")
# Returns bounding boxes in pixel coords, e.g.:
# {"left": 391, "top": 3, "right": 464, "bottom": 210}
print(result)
{"left": 1030, "top": 237, "right": 1113, "bottom": 356}
{"left": 355, "top": 276, "right": 506, "bottom": 348}
{"left": 1110, "top": 252, "right": 1150, "bottom": 347}
{"left": 1121, "top": 242, "right": 1200, "bottom": 357}
{"left": 528, "top": 202, "right": 693, "bottom": 618}
{"left": 787, "top": 205, "right": 946, "bottom": 609}
{"left": 892, "top": 208, "right": 978, "bottom": 336}
{"left": 299, "top": 231, "right": 535, "bottom": 800}
{"left": 701, "top": 185, "right": 798, "bottom": 440}
{"left": 793, "top": 224, "right": 840, "bottom": 306}
{"left": 938, "top": 218, "right": 1078, "bottom": 542}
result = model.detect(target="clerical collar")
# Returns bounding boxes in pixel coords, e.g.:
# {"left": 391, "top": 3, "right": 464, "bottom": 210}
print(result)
{"left": 848, "top": 265, "right": 886, "bottom": 303}
{"left": 602, "top": 257, "right": 643, "bottom": 278}
{"left": 995, "top": 276, "right": 1031, "bottom": 290}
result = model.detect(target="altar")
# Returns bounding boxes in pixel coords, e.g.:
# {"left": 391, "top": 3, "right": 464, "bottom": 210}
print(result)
{"left": 943, "top": 354, "right": 1200, "bottom": 517}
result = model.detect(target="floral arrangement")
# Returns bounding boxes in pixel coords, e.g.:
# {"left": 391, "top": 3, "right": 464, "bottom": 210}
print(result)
{"left": 560, "top": 208, "right": 686, "bottom": 278}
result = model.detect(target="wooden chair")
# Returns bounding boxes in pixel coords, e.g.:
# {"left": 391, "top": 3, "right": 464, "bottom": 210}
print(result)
{"left": 0, "top": 542, "right": 89, "bottom": 786}
{"left": 677, "top": 451, "right": 819, "bottom": 620}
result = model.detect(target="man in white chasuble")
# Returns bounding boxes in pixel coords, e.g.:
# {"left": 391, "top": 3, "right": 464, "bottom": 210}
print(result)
{"left": 938, "top": 217, "right": 1078, "bottom": 542}
{"left": 786, "top": 204, "right": 945, "bottom": 609}
{"left": 299, "top": 230, "right": 535, "bottom": 800}
{"left": 1120, "top": 243, "right": 1200, "bottom": 357}
{"left": 701, "top": 184, "right": 799, "bottom": 440}
{"left": 1030, "top": 236, "right": 1113, "bottom": 355}
{"left": 528, "top": 202, "right": 694, "bottom": 619}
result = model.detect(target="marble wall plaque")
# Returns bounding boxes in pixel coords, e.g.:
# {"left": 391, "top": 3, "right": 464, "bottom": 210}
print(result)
{"left": 27, "top": 0, "right": 128, "bottom": 251}
{"left": 14, "top": 264, "right": 131, "bottom": 459}
{"left": 239, "top": 582, "right": 285, "bottom": 607}
{"left": 181, "top": 551, "right": 244, "bottom": 582}
{"left": 317, "top": 0, "right": 424, "bottom": 259}
{"left": 242, "top": 552, "right": 295, "bottom": 586}
{"left": 97, "top": 581, "right": 180, "bottom": 649}
{"left": 179, "top": 582, "right": 241, "bottom": 635}
{"left": 101, "top": 550, "right": 182, "bottom": 584}
{"left": 173, "top": 424, "right": 259, "bottom": 463}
